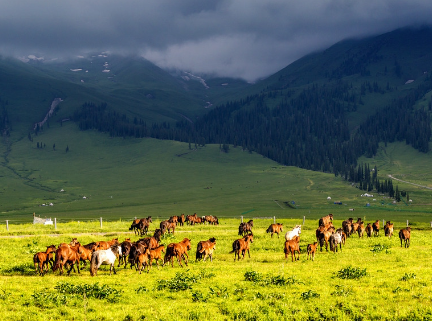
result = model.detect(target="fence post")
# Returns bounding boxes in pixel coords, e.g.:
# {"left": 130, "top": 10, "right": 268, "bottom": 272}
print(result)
{"left": 430, "top": 221, "right": 432, "bottom": 228}
{"left": 274, "top": 216, "right": 276, "bottom": 224}
{"left": 100, "top": 217, "right": 103, "bottom": 228}
{"left": 383, "top": 219, "right": 385, "bottom": 227}
{"left": 6, "top": 220, "right": 8, "bottom": 231}
{"left": 407, "top": 220, "right": 409, "bottom": 227}
{"left": 54, "top": 218, "right": 57, "bottom": 230}
{"left": 241, "top": 216, "right": 243, "bottom": 223}
{"left": 303, "top": 216, "right": 305, "bottom": 225}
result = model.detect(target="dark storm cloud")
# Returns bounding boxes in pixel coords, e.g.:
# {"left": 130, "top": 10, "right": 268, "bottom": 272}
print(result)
{"left": 1, "top": 0, "right": 432, "bottom": 81}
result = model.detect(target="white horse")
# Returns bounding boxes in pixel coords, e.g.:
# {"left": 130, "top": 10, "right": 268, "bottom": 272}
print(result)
{"left": 90, "top": 245, "right": 121, "bottom": 276}
{"left": 285, "top": 225, "right": 302, "bottom": 241}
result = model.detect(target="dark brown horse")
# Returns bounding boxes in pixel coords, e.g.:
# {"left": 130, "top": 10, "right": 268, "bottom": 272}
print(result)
{"left": 231, "top": 234, "right": 254, "bottom": 261}
{"left": 266, "top": 223, "right": 283, "bottom": 238}
{"left": 79, "top": 242, "right": 98, "bottom": 268}
{"left": 52, "top": 243, "right": 81, "bottom": 275}
{"left": 164, "top": 238, "right": 192, "bottom": 267}
{"left": 238, "top": 220, "right": 253, "bottom": 236}
{"left": 160, "top": 220, "right": 176, "bottom": 235}
{"left": 33, "top": 245, "right": 57, "bottom": 275}
{"left": 129, "top": 216, "right": 152, "bottom": 235}
{"left": 179, "top": 214, "right": 186, "bottom": 226}
{"left": 365, "top": 223, "right": 373, "bottom": 237}
{"left": 284, "top": 236, "right": 300, "bottom": 262}
{"left": 196, "top": 237, "right": 216, "bottom": 262}
{"left": 372, "top": 220, "right": 380, "bottom": 237}
{"left": 399, "top": 227, "right": 411, "bottom": 248}
{"left": 119, "top": 238, "right": 133, "bottom": 268}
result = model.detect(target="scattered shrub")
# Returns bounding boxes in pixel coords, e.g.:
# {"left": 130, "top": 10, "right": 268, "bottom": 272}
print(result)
{"left": 400, "top": 273, "right": 416, "bottom": 281}
{"left": 336, "top": 266, "right": 367, "bottom": 279}
{"left": 300, "top": 290, "right": 320, "bottom": 300}
{"left": 331, "top": 285, "right": 353, "bottom": 297}
{"left": 244, "top": 271, "right": 302, "bottom": 286}
{"left": 370, "top": 244, "right": 391, "bottom": 254}
{"left": 55, "top": 282, "right": 121, "bottom": 302}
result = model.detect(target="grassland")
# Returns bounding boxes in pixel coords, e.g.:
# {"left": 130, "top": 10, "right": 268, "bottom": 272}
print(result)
{"left": 0, "top": 218, "right": 431, "bottom": 321}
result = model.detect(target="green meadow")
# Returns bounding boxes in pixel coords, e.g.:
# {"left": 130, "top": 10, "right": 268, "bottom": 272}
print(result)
{"left": 0, "top": 218, "right": 431, "bottom": 321}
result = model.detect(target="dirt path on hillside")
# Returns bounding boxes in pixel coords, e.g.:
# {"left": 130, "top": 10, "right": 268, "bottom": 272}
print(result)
{"left": 388, "top": 174, "right": 432, "bottom": 190}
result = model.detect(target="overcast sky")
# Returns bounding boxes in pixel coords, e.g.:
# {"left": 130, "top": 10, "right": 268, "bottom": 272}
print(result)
{"left": 1, "top": 0, "right": 432, "bottom": 81}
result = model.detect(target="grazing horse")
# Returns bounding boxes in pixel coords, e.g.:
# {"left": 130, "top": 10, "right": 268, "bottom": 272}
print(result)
{"left": 238, "top": 220, "right": 254, "bottom": 236}
{"left": 266, "top": 223, "right": 283, "bottom": 238}
{"left": 33, "top": 245, "right": 57, "bottom": 275}
{"left": 399, "top": 227, "right": 411, "bottom": 248}
{"left": 365, "top": 223, "right": 373, "bottom": 237}
{"left": 52, "top": 243, "right": 81, "bottom": 275}
{"left": 164, "top": 238, "right": 192, "bottom": 267}
{"left": 284, "top": 236, "right": 300, "bottom": 262}
{"left": 318, "top": 214, "right": 333, "bottom": 226}
{"left": 372, "top": 220, "right": 380, "bottom": 237}
{"left": 231, "top": 234, "right": 254, "bottom": 261}
{"left": 149, "top": 245, "right": 165, "bottom": 269}
{"left": 384, "top": 221, "right": 394, "bottom": 238}
{"left": 90, "top": 245, "right": 121, "bottom": 276}
{"left": 285, "top": 225, "right": 302, "bottom": 241}
{"left": 196, "top": 237, "right": 216, "bottom": 262}
{"left": 307, "top": 242, "right": 318, "bottom": 261}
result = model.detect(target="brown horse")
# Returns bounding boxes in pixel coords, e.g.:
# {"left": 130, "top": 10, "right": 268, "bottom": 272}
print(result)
{"left": 399, "top": 227, "right": 411, "bottom": 248}
{"left": 196, "top": 237, "right": 216, "bottom": 262}
{"left": 119, "top": 238, "right": 133, "bottom": 268}
{"left": 52, "top": 243, "right": 81, "bottom": 275}
{"left": 164, "top": 238, "right": 192, "bottom": 267}
{"left": 33, "top": 245, "right": 57, "bottom": 275}
{"left": 160, "top": 220, "right": 176, "bottom": 235}
{"left": 284, "top": 236, "right": 300, "bottom": 262}
{"left": 342, "top": 218, "right": 354, "bottom": 237}
{"left": 231, "top": 234, "right": 254, "bottom": 261}
{"left": 365, "top": 223, "right": 373, "bottom": 237}
{"left": 372, "top": 220, "right": 380, "bottom": 237}
{"left": 384, "top": 221, "right": 394, "bottom": 238}
{"left": 96, "top": 238, "right": 119, "bottom": 250}
{"left": 179, "top": 214, "right": 186, "bottom": 226}
{"left": 148, "top": 245, "right": 165, "bottom": 269}
{"left": 357, "top": 222, "right": 365, "bottom": 238}
{"left": 266, "top": 223, "right": 283, "bottom": 238}
{"left": 137, "top": 248, "right": 151, "bottom": 274}
{"left": 307, "top": 242, "right": 318, "bottom": 261}
{"left": 79, "top": 242, "right": 98, "bottom": 268}
{"left": 318, "top": 213, "right": 333, "bottom": 226}
{"left": 129, "top": 216, "right": 152, "bottom": 235}
{"left": 169, "top": 216, "right": 179, "bottom": 225}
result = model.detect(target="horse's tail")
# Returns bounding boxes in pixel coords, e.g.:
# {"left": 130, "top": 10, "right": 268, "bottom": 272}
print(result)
{"left": 266, "top": 226, "right": 272, "bottom": 233}
{"left": 196, "top": 242, "right": 203, "bottom": 260}
{"left": 90, "top": 252, "right": 98, "bottom": 276}
{"left": 52, "top": 250, "right": 61, "bottom": 272}
{"left": 230, "top": 240, "right": 240, "bottom": 253}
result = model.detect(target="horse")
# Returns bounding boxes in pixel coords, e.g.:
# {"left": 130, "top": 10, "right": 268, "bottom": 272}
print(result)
{"left": 164, "top": 238, "right": 192, "bottom": 267}
{"left": 137, "top": 248, "right": 151, "bottom": 274}
{"left": 357, "top": 222, "right": 365, "bottom": 238}
{"left": 318, "top": 229, "right": 333, "bottom": 252}
{"left": 160, "top": 220, "right": 176, "bottom": 235}
{"left": 365, "top": 223, "right": 373, "bottom": 237}
{"left": 52, "top": 243, "right": 81, "bottom": 275}
{"left": 178, "top": 214, "right": 185, "bottom": 226}
{"left": 342, "top": 218, "right": 354, "bottom": 237}
{"left": 79, "top": 242, "right": 98, "bottom": 268}
{"left": 285, "top": 225, "right": 302, "bottom": 241}
{"left": 128, "top": 242, "right": 147, "bottom": 270}
{"left": 96, "top": 238, "right": 119, "bottom": 250}
{"left": 148, "top": 245, "right": 165, "bottom": 269}
{"left": 196, "top": 237, "right": 216, "bottom": 262}
{"left": 329, "top": 230, "right": 343, "bottom": 253}
{"left": 119, "top": 238, "right": 133, "bottom": 268}
{"left": 33, "top": 245, "right": 57, "bottom": 275}
{"left": 238, "top": 220, "right": 253, "bottom": 236}
{"left": 372, "top": 220, "right": 380, "bottom": 237}
{"left": 90, "top": 245, "right": 121, "bottom": 276}
{"left": 307, "top": 242, "right": 318, "bottom": 261}
{"left": 169, "top": 216, "right": 179, "bottom": 226}
{"left": 284, "top": 236, "right": 300, "bottom": 262}
{"left": 266, "top": 223, "right": 283, "bottom": 238}
{"left": 231, "top": 234, "right": 253, "bottom": 261}
{"left": 384, "top": 221, "right": 394, "bottom": 238}
{"left": 399, "top": 227, "right": 411, "bottom": 248}
{"left": 205, "top": 215, "right": 219, "bottom": 225}
{"left": 318, "top": 214, "right": 333, "bottom": 226}
{"left": 129, "top": 216, "right": 152, "bottom": 235}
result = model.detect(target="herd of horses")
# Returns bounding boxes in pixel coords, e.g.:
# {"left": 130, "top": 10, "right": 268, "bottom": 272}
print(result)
{"left": 32, "top": 213, "right": 412, "bottom": 276}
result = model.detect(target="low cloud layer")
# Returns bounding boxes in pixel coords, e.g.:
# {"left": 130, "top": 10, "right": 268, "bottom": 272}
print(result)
{"left": 1, "top": 0, "right": 432, "bottom": 81}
